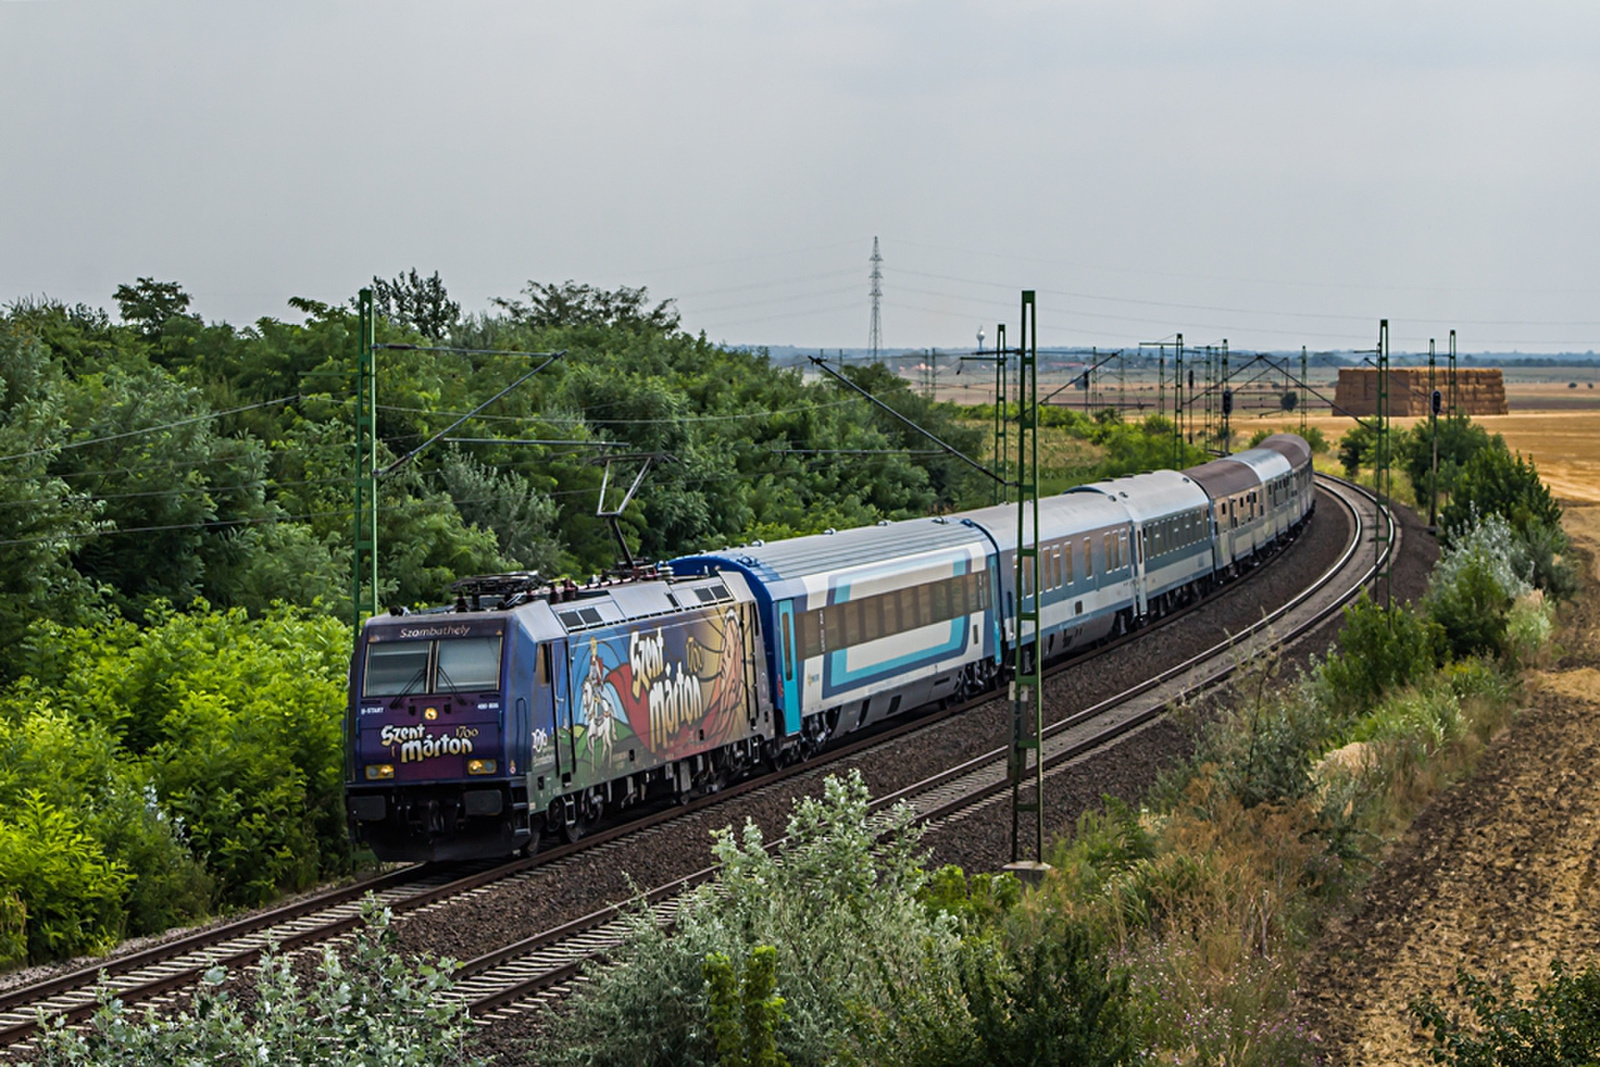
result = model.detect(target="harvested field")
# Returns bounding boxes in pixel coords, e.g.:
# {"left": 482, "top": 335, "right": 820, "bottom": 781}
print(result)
{"left": 1293, "top": 504, "right": 1600, "bottom": 1063}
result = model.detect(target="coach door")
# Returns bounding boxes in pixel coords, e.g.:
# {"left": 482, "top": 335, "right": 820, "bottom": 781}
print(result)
{"left": 1131, "top": 523, "right": 1148, "bottom": 618}
{"left": 775, "top": 600, "right": 802, "bottom": 735}
{"left": 548, "top": 637, "right": 575, "bottom": 787}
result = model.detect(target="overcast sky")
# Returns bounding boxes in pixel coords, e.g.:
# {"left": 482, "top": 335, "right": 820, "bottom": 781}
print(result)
{"left": 3, "top": 2, "right": 1597, "bottom": 354}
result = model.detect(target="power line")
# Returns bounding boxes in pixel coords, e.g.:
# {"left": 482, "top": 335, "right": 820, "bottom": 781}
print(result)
{"left": 0, "top": 475, "right": 350, "bottom": 511}
{"left": 373, "top": 397, "right": 862, "bottom": 425}
{"left": 0, "top": 394, "right": 301, "bottom": 465}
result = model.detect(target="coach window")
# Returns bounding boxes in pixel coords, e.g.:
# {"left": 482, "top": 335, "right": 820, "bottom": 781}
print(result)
{"left": 782, "top": 615, "right": 795, "bottom": 681}
{"left": 799, "top": 610, "right": 822, "bottom": 660}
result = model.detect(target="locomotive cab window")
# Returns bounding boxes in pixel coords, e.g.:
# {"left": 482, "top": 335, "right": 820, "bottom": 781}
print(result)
{"left": 364, "top": 643, "right": 431, "bottom": 697}
{"left": 435, "top": 637, "right": 502, "bottom": 693}
{"left": 363, "top": 636, "right": 503, "bottom": 697}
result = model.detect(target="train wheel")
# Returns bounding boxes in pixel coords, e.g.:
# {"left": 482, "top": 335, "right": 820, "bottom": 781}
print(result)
{"left": 557, "top": 791, "right": 601, "bottom": 844}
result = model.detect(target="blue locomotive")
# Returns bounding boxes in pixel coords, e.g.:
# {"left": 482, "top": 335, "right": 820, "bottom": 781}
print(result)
{"left": 344, "top": 434, "right": 1314, "bottom": 861}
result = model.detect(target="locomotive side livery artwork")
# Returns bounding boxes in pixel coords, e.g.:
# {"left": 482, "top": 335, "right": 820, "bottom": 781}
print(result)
{"left": 346, "top": 435, "right": 1316, "bottom": 862}
{"left": 562, "top": 606, "right": 755, "bottom": 775}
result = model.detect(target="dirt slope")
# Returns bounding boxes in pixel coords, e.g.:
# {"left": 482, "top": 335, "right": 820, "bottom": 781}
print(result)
{"left": 1295, "top": 505, "right": 1600, "bottom": 1063}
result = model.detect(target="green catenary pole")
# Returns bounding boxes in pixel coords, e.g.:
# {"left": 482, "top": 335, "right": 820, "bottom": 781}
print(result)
{"left": 1429, "top": 338, "right": 1440, "bottom": 528}
{"left": 1010, "top": 291, "right": 1045, "bottom": 865}
{"left": 1300, "top": 345, "right": 1308, "bottom": 435}
{"left": 1448, "top": 329, "right": 1458, "bottom": 416}
{"left": 1374, "top": 319, "right": 1392, "bottom": 609}
{"left": 353, "top": 288, "right": 379, "bottom": 637}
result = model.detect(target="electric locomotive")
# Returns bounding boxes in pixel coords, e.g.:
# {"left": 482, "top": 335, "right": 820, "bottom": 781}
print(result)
{"left": 345, "top": 570, "right": 772, "bottom": 861}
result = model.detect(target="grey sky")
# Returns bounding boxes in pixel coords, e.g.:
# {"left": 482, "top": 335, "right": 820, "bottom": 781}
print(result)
{"left": 3, "top": 2, "right": 1597, "bottom": 354}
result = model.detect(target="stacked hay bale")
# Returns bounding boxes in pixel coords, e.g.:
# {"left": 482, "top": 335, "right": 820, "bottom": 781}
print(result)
{"left": 1333, "top": 367, "right": 1508, "bottom": 416}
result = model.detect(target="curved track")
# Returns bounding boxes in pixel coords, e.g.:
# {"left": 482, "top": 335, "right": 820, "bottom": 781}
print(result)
{"left": 0, "top": 474, "right": 1388, "bottom": 1054}
{"left": 452, "top": 475, "right": 1391, "bottom": 1023}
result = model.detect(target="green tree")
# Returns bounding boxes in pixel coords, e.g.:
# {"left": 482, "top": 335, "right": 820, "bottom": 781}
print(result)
{"left": 1398, "top": 413, "right": 1494, "bottom": 508}
{"left": 0, "top": 792, "right": 129, "bottom": 962}
{"left": 704, "top": 946, "right": 790, "bottom": 1067}
{"left": 0, "top": 322, "right": 105, "bottom": 668}
{"left": 1441, "top": 442, "right": 1562, "bottom": 545}
{"left": 492, "top": 279, "right": 681, "bottom": 331}
{"left": 1425, "top": 515, "right": 1530, "bottom": 661}
{"left": 1338, "top": 423, "right": 1375, "bottom": 478}
{"left": 112, "top": 278, "right": 197, "bottom": 340}
{"left": 438, "top": 447, "right": 564, "bottom": 573}
{"left": 1317, "top": 592, "right": 1442, "bottom": 715}
{"left": 549, "top": 772, "right": 970, "bottom": 1067}
{"left": 371, "top": 268, "right": 460, "bottom": 340}
{"left": 14, "top": 604, "right": 352, "bottom": 910}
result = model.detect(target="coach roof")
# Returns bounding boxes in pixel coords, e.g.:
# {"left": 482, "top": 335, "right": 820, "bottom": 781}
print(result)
{"left": 1183, "top": 456, "right": 1261, "bottom": 500}
{"left": 670, "top": 517, "right": 990, "bottom": 597}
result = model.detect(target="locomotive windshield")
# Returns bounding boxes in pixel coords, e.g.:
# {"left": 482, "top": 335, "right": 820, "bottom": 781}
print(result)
{"left": 435, "top": 637, "right": 501, "bottom": 692}
{"left": 362, "top": 636, "right": 503, "bottom": 697}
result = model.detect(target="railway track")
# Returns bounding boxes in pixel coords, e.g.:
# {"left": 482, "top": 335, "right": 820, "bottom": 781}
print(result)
{"left": 0, "top": 474, "right": 1385, "bottom": 1054}
{"left": 452, "top": 474, "right": 1390, "bottom": 1023}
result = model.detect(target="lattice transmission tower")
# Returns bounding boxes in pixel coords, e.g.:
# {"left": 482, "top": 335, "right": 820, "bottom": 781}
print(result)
{"left": 868, "top": 236, "right": 883, "bottom": 360}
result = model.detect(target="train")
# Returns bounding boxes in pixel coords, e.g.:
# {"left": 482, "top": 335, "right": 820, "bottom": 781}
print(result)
{"left": 344, "top": 433, "right": 1315, "bottom": 862}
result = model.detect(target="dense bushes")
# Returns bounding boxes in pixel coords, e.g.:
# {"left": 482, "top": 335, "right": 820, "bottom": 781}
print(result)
{"left": 546, "top": 772, "right": 1133, "bottom": 1067}
{"left": 959, "top": 404, "right": 1209, "bottom": 487}
{"left": 34, "top": 898, "right": 481, "bottom": 1066}
{"left": 0, "top": 604, "right": 348, "bottom": 963}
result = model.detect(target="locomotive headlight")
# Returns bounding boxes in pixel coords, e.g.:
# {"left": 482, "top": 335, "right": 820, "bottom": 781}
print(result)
{"left": 364, "top": 763, "right": 395, "bottom": 780}
{"left": 466, "top": 759, "right": 497, "bottom": 776}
